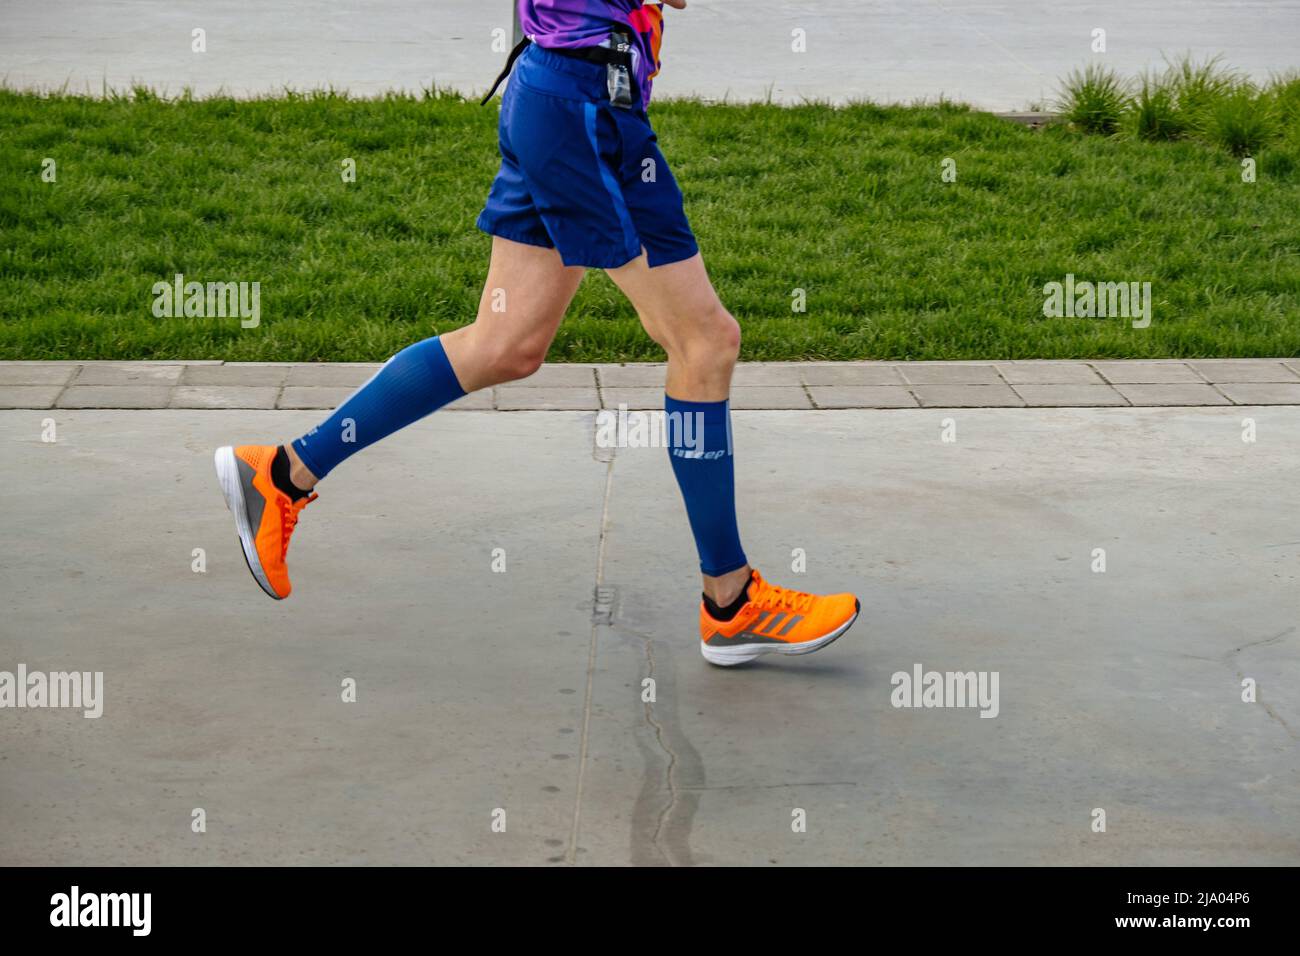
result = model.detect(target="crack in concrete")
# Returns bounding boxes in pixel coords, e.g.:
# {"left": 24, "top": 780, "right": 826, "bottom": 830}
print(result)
{"left": 1164, "top": 631, "right": 1296, "bottom": 740}
{"left": 641, "top": 636, "right": 680, "bottom": 865}
{"left": 1226, "top": 628, "right": 1296, "bottom": 740}
{"left": 623, "top": 622, "right": 700, "bottom": 867}
{"left": 583, "top": 412, "right": 699, "bottom": 866}
{"left": 1182, "top": 627, "right": 1295, "bottom": 665}
{"left": 1226, "top": 627, "right": 1294, "bottom": 660}
{"left": 1236, "top": 663, "right": 1296, "bottom": 740}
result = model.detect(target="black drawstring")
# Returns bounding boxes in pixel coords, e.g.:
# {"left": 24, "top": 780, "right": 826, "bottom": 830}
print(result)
{"left": 481, "top": 38, "right": 531, "bottom": 105}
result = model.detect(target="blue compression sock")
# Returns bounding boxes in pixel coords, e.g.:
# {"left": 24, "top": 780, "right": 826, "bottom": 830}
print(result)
{"left": 664, "top": 394, "right": 748, "bottom": 577}
{"left": 291, "top": 336, "right": 465, "bottom": 480}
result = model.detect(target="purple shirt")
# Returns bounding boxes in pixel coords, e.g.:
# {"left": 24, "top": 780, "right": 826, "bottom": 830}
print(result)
{"left": 519, "top": 1, "right": 666, "bottom": 108}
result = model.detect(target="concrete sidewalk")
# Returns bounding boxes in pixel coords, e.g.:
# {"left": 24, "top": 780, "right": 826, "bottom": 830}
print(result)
{"left": 4, "top": 359, "right": 1300, "bottom": 411}
{"left": 3, "top": 1, "right": 1298, "bottom": 111}
{"left": 1, "top": 398, "right": 1297, "bottom": 865}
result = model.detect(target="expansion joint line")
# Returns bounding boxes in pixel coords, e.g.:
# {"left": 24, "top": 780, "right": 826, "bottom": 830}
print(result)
{"left": 567, "top": 451, "right": 616, "bottom": 864}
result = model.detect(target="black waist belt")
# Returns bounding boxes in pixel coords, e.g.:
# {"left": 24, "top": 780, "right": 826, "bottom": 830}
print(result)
{"left": 481, "top": 34, "right": 637, "bottom": 107}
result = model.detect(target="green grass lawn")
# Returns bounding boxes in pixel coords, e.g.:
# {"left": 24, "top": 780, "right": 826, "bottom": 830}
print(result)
{"left": 1, "top": 88, "right": 1297, "bottom": 362}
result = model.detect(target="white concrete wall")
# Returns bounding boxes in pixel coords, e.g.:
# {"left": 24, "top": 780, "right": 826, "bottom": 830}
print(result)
{"left": 0, "top": 1, "right": 1297, "bottom": 109}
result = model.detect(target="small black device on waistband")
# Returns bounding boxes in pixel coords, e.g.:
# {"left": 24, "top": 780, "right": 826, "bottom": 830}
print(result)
{"left": 481, "top": 31, "right": 638, "bottom": 109}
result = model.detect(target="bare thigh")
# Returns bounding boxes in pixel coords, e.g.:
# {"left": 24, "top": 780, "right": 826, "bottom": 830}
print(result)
{"left": 606, "top": 252, "right": 740, "bottom": 401}
{"left": 442, "top": 236, "right": 586, "bottom": 392}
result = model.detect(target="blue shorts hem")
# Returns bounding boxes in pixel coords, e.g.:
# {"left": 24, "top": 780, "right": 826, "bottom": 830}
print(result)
{"left": 561, "top": 245, "right": 643, "bottom": 270}
{"left": 646, "top": 240, "right": 700, "bottom": 269}
{"left": 476, "top": 215, "right": 555, "bottom": 253}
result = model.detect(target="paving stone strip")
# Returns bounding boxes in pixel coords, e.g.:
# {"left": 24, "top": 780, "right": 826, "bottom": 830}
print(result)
{"left": 1, "top": 360, "right": 1298, "bottom": 410}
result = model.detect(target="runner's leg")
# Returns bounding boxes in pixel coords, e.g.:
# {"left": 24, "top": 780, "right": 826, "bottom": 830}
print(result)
{"left": 285, "top": 237, "right": 584, "bottom": 488}
{"left": 605, "top": 251, "right": 750, "bottom": 606}
{"left": 214, "top": 237, "right": 582, "bottom": 600}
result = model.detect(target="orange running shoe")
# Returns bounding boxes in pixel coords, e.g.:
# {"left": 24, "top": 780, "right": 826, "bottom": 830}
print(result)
{"left": 699, "top": 569, "right": 859, "bottom": 666}
{"left": 214, "top": 445, "right": 316, "bottom": 600}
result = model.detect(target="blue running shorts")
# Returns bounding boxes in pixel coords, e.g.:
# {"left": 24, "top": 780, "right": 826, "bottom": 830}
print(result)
{"left": 477, "top": 43, "right": 699, "bottom": 270}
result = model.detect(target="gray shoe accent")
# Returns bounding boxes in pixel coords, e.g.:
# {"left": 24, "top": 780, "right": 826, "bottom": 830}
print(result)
{"left": 701, "top": 606, "right": 859, "bottom": 666}
{"left": 706, "top": 612, "right": 806, "bottom": 646}
{"left": 706, "top": 630, "right": 787, "bottom": 646}
{"left": 707, "top": 612, "right": 807, "bottom": 646}
{"left": 235, "top": 455, "right": 264, "bottom": 533}
{"left": 214, "top": 446, "right": 279, "bottom": 600}
{"left": 776, "top": 614, "right": 804, "bottom": 636}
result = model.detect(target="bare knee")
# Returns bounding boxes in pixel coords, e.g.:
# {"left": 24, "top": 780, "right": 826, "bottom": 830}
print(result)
{"left": 449, "top": 320, "right": 549, "bottom": 389}
{"left": 484, "top": 339, "right": 547, "bottom": 385}
{"left": 667, "top": 305, "right": 740, "bottom": 373}
{"left": 714, "top": 308, "right": 742, "bottom": 361}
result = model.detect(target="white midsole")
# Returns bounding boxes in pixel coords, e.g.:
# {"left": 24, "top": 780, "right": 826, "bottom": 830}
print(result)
{"left": 214, "top": 446, "right": 278, "bottom": 599}
{"left": 700, "top": 609, "right": 859, "bottom": 666}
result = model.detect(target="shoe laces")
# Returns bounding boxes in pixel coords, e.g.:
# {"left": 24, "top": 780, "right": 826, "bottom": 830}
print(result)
{"left": 749, "top": 572, "right": 816, "bottom": 615}
{"left": 278, "top": 492, "right": 317, "bottom": 559}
